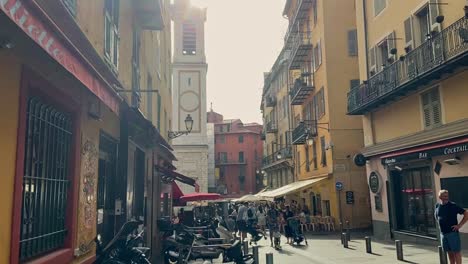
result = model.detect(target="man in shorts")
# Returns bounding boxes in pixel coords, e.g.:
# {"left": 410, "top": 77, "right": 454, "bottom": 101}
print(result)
{"left": 237, "top": 202, "right": 248, "bottom": 242}
{"left": 435, "top": 190, "right": 468, "bottom": 264}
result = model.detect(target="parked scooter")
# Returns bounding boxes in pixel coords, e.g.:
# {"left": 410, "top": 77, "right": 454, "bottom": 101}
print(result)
{"left": 95, "top": 220, "right": 151, "bottom": 264}
{"left": 159, "top": 219, "right": 254, "bottom": 264}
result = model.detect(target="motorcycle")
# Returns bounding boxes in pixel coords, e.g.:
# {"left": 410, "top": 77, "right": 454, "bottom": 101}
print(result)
{"left": 159, "top": 219, "right": 254, "bottom": 264}
{"left": 95, "top": 220, "right": 151, "bottom": 264}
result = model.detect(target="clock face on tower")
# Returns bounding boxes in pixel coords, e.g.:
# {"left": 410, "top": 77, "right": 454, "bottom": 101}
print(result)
{"left": 180, "top": 91, "right": 200, "bottom": 112}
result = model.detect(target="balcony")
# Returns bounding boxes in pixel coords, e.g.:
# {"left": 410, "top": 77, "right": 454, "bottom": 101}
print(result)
{"left": 262, "top": 146, "right": 293, "bottom": 168}
{"left": 289, "top": 32, "right": 313, "bottom": 70}
{"left": 290, "top": 73, "right": 314, "bottom": 105}
{"left": 265, "top": 96, "right": 277, "bottom": 107}
{"left": 292, "top": 120, "right": 317, "bottom": 145}
{"left": 284, "top": 0, "right": 314, "bottom": 47}
{"left": 347, "top": 17, "right": 468, "bottom": 115}
{"left": 136, "top": 0, "right": 165, "bottom": 30}
{"left": 266, "top": 121, "right": 278, "bottom": 134}
{"left": 216, "top": 159, "right": 247, "bottom": 166}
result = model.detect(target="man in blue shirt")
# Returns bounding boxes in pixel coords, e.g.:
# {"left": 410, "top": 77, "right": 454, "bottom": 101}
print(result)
{"left": 435, "top": 190, "right": 468, "bottom": 264}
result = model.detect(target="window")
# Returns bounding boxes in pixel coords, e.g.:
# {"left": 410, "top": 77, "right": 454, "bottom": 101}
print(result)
{"left": 20, "top": 97, "right": 73, "bottom": 261}
{"left": 323, "top": 200, "right": 331, "bottom": 216}
{"left": 320, "top": 136, "right": 327, "bottom": 166}
{"left": 239, "top": 152, "right": 245, "bottom": 163}
{"left": 316, "top": 88, "right": 325, "bottom": 119}
{"left": 415, "top": 5, "right": 431, "bottom": 46}
{"left": 239, "top": 166, "right": 246, "bottom": 191}
{"left": 219, "top": 166, "right": 225, "bottom": 178}
{"left": 392, "top": 167, "right": 437, "bottom": 237}
{"left": 131, "top": 27, "right": 141, "bottom": 107}
{"left": 238, "top": 135, "right": 244, "bottom": 143}
{"left": 147, "top": 74, "right": 153, "bottom": 122}
{"left": 312, "top": 0, "right": 318, "bottom": 25}
{"left": 421, "top": 87, "right": 442, "bottom": 129}
{"left": 157, "top": 94, "right": 161, "bottom": 130}
{"left": 183, "top": 22, "right": 197, "bottom": 55}
{"left": 348, "top": 29, "right": 358, "bottom": 56}
{"left": 369, "top": 46, "right": 377, "bottom": 75}
{"left": 63, "top": 0, "right": 77, "bottom": 16}
{"left": 219, "top": 152, "right": 228, "bottom": 163}
{"left": 312, "top": 140, "right": 318, "bottom": 169}
{"left": 377, "top": 39, "right": 389, "bottom": 70}
{"left": 404, "top": 17, "right": 414, "bottom": 50}
{"left": 104, "top": 0, "right": 119, "bottom": 68}
{"left": 374, "top": 0, "right": 386, "bottom": 16}
{"left": 218, "top": 135, "right": 226, "bottom": 143}
{"left": 313, "top": 40, "right": 322, "bottom": 71}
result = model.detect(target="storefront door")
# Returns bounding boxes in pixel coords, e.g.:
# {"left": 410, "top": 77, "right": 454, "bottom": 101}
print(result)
{"left": 97, "top": 133, "right": 118, "bottom": 246}
{"left": 392, "top": 166, "right": 437, "bottom": 237}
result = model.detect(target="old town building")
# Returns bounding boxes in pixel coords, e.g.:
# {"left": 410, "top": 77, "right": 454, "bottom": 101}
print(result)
{"left": 350, "top": 0, "right": 468, "bottom": 247}
{"left": 0, "top": 0, "right": 191, "bottom": 263}
{"left": 261, "top": 0, "right": 372, "bottom": 230}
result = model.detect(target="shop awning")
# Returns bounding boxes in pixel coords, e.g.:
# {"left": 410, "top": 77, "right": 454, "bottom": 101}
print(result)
{"left": 180, "top": 193, "right": 221, "bottom": 202}
{"left": 260, "top": 176, "right": 328, "bottom": 198}
{"left": 155, "top": 166, "right": 197, "bottom": 187}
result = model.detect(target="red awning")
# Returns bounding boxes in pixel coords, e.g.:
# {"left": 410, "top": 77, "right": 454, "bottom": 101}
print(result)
{"left": 380, "top": 137, "right": 468, "bottom": 159}
{"left": 155, "top": 166, "right": 196, "bottom": 187}
{"left": 180, "top": 193, "right": 221, "bottom": 202}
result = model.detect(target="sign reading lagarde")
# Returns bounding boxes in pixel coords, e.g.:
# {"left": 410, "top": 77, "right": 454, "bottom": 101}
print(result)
{"left": 368, "top": 171, "right": 382, "bottom": 194}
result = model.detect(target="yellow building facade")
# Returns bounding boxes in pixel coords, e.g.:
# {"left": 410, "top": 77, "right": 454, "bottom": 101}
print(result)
{"left": 0, "top": 1, "right": 176, "bottom": 263}
{"left": 261, "top": 49, "right": 295, "bottom": 190}
{"left": 351, "top": 0, "right": 468, "bottom": 247}
{"left": 261, "top": 0, "right": 371, "bottom": 230}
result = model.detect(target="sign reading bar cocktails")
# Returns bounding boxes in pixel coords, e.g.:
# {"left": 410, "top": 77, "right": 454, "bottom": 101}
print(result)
{"left": 381, "top": 142, "right": 468, "bottom": 165}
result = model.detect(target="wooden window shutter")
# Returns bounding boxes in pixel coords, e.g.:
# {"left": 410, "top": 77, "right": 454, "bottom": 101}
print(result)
{"left": 430, "top": 88, "right": 442, "bottom": 126}
{"left": 404, "top": 17, "right": 414, "bottom": 50}
{"left": 387, "top": 31, "right": 396, "bottom": 61}
{"left": 429, "top": 0, "right": 441, "bottom": 32}
{"left": 422, "top": 92, "right": 432, "bottom": 128}
{"left": 348, "top": 29, "right": 358, "bottom": 56}
{"left": 369, "top": 46, "right": 376, "bottom": 74}
{"left": 317, "top": 40, "right": 322, "bottom": 66}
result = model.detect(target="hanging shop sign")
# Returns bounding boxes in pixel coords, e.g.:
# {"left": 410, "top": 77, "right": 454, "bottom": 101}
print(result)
{"left": 346, "top": 191, "right": 354, "bottom": 204}
{"left": 368, "top": 171, "right": 382, "bottom": 194}
{"left": 381, "top": 141, "right": 468, "bottom": 165}
{"left": 0, "top": 0, "right": 120, "bottom": 113}
{"left": 353, "top": 153, "right": 367, "bottom": 167}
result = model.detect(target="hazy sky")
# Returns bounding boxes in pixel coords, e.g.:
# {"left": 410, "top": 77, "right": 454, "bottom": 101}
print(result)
{"left": 191, "top": 0, "right": 288, "bottom": 124}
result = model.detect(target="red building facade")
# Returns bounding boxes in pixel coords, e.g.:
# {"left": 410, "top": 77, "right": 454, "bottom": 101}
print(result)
{"left": 209, "top": 112, "right": 263, "bottom": 197}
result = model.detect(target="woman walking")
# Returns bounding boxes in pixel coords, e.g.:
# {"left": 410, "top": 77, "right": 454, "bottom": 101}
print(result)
{"left": 283, "top": 206, "right": 294, "bottom": 244}
{"left": 257, "top": 205, "right": 267, "bottom": 237}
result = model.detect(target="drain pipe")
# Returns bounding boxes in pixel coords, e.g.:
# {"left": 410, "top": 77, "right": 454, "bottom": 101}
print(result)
{"left": 362, "top": 0, "right": 370, "bottom": 80}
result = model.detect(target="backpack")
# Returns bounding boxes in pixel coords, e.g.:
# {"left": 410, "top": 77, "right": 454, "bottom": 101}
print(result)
{"left": 247, "top": 208, "right": 254, "bottom": 218}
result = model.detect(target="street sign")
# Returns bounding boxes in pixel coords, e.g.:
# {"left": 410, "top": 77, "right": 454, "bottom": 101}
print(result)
{"left": 335, "top": 182, "right": 343, "bottom": 191}
{"left": 346, "top": 191, "right": 354, "bottom": 204}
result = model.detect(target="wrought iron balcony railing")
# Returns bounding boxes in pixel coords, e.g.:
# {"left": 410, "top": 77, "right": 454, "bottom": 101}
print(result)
{"left": 290, "top": 32, "right": 313, "bottom": 70}
{"left": 266, "top": 121, "right": 278, "bottom": 133}
{"left": 216, "top": 158, "right": 247, "bottom": 165}
{"left": 292, "top": 120, "right": 317, "bottom": 145}
{"left": 290, "top": 74, "right": 314, "bottom": 105}
{"left": 284, "top": 0, "right": 314, "bottom": 47}
{"left": 347, "top": 16, "right": 468, "bottom": 115}
{"left": 262, "top": 146, "right": 293, "bottom": 167}
{"left": 265, "top": 96, "right": 277, "bottom": 107}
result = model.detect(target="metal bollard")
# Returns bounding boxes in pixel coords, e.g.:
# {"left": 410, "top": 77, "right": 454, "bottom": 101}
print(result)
{"left": 266, "top": 252, "right": 274, "bottom": 264}
{"left": 342, "top": 233, "right": 348, "bottom": 248}
{"left": 346, "top": 221, "right": 351, "bottom": 241}
{"left": 341, "top": 232, "right": 344, "bottom": 245}
{"left": 396, "top": 240, "right": 403, "bottom": 261}
{"left": 253, "top": 246, "right": 259, "bottom": 264}
{"left": 439, "top": 246, "right": 448, "bottom": 264}
{"left": 365, "top": 236, "right": 372, "bottom": 254}
{"left": 243, "top": 240, "right": 249, "bottom": 255}
{"left": 340, "top": 222, "right": 343, "bottom": 233}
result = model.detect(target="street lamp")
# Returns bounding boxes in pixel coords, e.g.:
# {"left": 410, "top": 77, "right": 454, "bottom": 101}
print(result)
{"left": 168, "top": 114, "right": 194, "bottom": 139}
{"left": 276, "top": 151, "right": 282, "bottom": 160}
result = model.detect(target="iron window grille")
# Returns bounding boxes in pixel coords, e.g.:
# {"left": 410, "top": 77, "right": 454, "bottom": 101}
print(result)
{"left": 20, "top": 97, "right": 73, "bottom": 261}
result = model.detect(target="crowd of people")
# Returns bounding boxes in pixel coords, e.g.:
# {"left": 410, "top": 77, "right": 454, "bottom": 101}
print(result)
{"left": 227, "top": 200, "right": 310, "bottom": 247}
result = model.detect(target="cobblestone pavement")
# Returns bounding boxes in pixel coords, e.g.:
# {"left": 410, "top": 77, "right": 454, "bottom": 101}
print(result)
{"left": 188, "top": 232, "right": 468, "bottom": 264}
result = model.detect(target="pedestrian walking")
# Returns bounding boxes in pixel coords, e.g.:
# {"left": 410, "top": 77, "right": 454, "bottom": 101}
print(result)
{"left": 257, "top": 205, "right": 267, "bottom": 236}
{"left": 267, "top": 203, "right": 281, "bottom": 249}
{"left": 237, "top": 202, "right": 248, "bottom": 242}
{"left": 283, "top": 205, "right": 294, "bottom": 244}
{"left": 435, "top": 189, "right": 468, "bottom": 264}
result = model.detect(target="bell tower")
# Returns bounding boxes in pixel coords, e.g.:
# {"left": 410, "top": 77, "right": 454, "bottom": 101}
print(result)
{"left": 171, "top": 0, "right": 208, "bottom": 193}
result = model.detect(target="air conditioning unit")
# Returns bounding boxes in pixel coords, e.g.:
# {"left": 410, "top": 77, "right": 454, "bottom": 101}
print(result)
{"left": 443, "top": 157, "right": 461, "bottom": 165}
